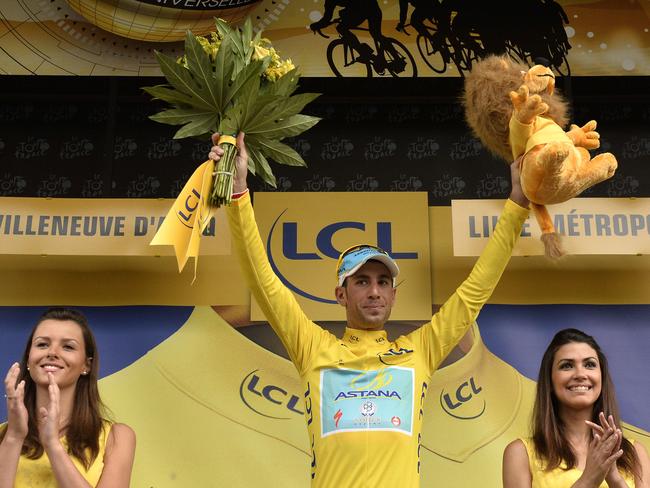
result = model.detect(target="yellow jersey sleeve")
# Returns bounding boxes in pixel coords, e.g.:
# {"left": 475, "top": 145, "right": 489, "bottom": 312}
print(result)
{"left": 227, "top": 192, "right": 334, "bottom": 375}
{"left": 407, "top": 199, "right": 529, "bottom": 375}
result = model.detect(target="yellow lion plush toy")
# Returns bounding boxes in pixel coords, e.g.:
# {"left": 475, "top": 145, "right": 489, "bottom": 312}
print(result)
{"left": 463, "top": 55, "right": 617, "bottom": 257}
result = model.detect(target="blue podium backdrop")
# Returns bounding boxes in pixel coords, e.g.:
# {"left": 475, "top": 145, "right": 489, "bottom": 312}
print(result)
{"left": 0, "top": 304, "right": 648, "bottom": 431}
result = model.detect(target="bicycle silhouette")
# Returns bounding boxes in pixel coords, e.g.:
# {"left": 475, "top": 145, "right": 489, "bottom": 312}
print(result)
{"left": 407, "top": 18, "right": 570, "bottom": 77}
{"left": 396, "top": 0, "right": 571, "bottom": 77}
{"left": 398, "top": 19, "right": 478, "bottom": 76}
{"left": 314, "top": 19, "right": 417, "bottom": 78}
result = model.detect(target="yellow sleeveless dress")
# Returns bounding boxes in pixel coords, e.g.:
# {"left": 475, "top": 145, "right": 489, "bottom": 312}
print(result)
{"left": 521, "top": 437, "right": 635, "bottom": 488}
{"left": 11, "top": 421, "right": 111, "bottom": 487}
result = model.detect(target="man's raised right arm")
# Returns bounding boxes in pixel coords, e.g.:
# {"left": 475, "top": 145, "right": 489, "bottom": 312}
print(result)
{"left": 210, "top": 133, "right": 328, "bottom": 372}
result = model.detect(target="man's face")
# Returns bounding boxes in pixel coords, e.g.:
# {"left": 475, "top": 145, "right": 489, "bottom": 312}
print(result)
{"left": 335, "top": 260, "right": 396, "bottom": 331}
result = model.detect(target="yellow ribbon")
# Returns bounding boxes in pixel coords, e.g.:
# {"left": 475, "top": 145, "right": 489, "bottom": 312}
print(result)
{"left": 218, "top": 135, "right": 237, "bottom": 146}
{"left": 150, "top": 160, "right": 216, "bottom": 281}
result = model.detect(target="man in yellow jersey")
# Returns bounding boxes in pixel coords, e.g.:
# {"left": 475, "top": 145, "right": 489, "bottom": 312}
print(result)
{"left": 209, "top": 132, "right": 530, "bottom": 487}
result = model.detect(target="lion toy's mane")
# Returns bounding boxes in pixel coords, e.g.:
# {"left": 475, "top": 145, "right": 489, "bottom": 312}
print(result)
{"left": 462, "top": 55, "right": 570, "bottom": 162}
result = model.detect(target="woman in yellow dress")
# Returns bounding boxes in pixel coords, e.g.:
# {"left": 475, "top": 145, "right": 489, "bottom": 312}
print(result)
{"left": 0, "top": 308, "right": 135, "bottom": 487}
{"left": 503, "top": 328, "right": 650, "bottom": 488}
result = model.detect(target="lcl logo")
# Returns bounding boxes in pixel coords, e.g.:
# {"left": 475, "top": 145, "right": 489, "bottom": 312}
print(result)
{"left": 267, "top": 209, "right": 418, "bottom": 304}
{"left": 175, "top": 187, "right": 211, "bottom": 232}
{"left": 240, "top": 369, "right": 303, "bottom": 420}
{"left": 439, "top": 377, "right": 485, "bottom": 420}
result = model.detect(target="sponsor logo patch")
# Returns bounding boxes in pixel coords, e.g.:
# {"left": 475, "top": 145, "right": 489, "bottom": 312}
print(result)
{"left": 320, "top": 366, "right": 414, "bottom": 436}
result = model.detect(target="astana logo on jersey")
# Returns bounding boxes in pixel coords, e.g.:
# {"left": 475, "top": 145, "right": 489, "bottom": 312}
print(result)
{"left": 320, "top": 367, "right": 414, "bottom": 436}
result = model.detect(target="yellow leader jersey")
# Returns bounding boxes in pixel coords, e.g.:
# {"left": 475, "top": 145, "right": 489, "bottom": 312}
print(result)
{"left": 226, "top": 191, "right": 528, "bottom": 487}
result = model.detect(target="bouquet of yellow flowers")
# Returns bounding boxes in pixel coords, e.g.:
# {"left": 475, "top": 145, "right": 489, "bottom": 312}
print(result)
{"left": 144, "top": 18, "right": 320, "bottom": 206}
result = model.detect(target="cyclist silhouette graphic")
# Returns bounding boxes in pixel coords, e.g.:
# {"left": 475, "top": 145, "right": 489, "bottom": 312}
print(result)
{"left": 503, "top": 0, "right": 572, "bottom": 75}
{"left": 396, "top": 0, "right": 451, "bottom": 59}
{"left": 538, "top": 0, "right": 571, "bottom": 69}
{"left": 395, "top": 0, "right": 481, "bottom": 75}
{"left": 396, "top": 0, "right": 456, "bottom": 65}
{"left": 310, "top": 0, "right": 417, "bottom": 77}
{"left": 398, "top": 0, "right": 431, "bottom": 36}
{"left": 397, "top": 0, "right": 452, "bottom": 41}
{"left": 452, "top": 1, "right": 507, "bottom": 56}
{"left": 394, "top": 0, "right": 571, "bottom": 76}
{"left": 310, "top": 0, "right": 383, "bottom": 64}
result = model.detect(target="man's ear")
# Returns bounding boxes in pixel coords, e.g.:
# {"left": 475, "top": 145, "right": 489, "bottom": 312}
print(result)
{"left": 335, "top": 286, "right": 347, "bottom": 306}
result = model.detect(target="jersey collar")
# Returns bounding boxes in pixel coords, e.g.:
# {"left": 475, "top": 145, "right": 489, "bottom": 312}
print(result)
{"left": 342, "top": 327, "right": 389, "bottom": 353}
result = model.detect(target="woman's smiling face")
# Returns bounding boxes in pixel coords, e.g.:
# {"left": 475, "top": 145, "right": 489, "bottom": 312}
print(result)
{"left": 551, "top": 341, "right": 602, "bottom": 412}
{"left": 27, "top": 319, "right": 90, "bottom": 389}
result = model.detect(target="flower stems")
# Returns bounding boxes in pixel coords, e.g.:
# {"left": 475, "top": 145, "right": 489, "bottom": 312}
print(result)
{"left": 210, "top": 135, "right": 238, "bottom": 207}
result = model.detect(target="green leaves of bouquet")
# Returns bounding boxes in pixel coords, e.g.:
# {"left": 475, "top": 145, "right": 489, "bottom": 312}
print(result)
{"left": 143, "top": 18, "right": 321, "bottom": 206}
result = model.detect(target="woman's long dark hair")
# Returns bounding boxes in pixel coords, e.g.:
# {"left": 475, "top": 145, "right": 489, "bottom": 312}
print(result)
{"left": 0, "top": 308, "right": 107, "bottom": 469}
{"left": 532, "top": 328, "right": 639, "bottom": 478}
